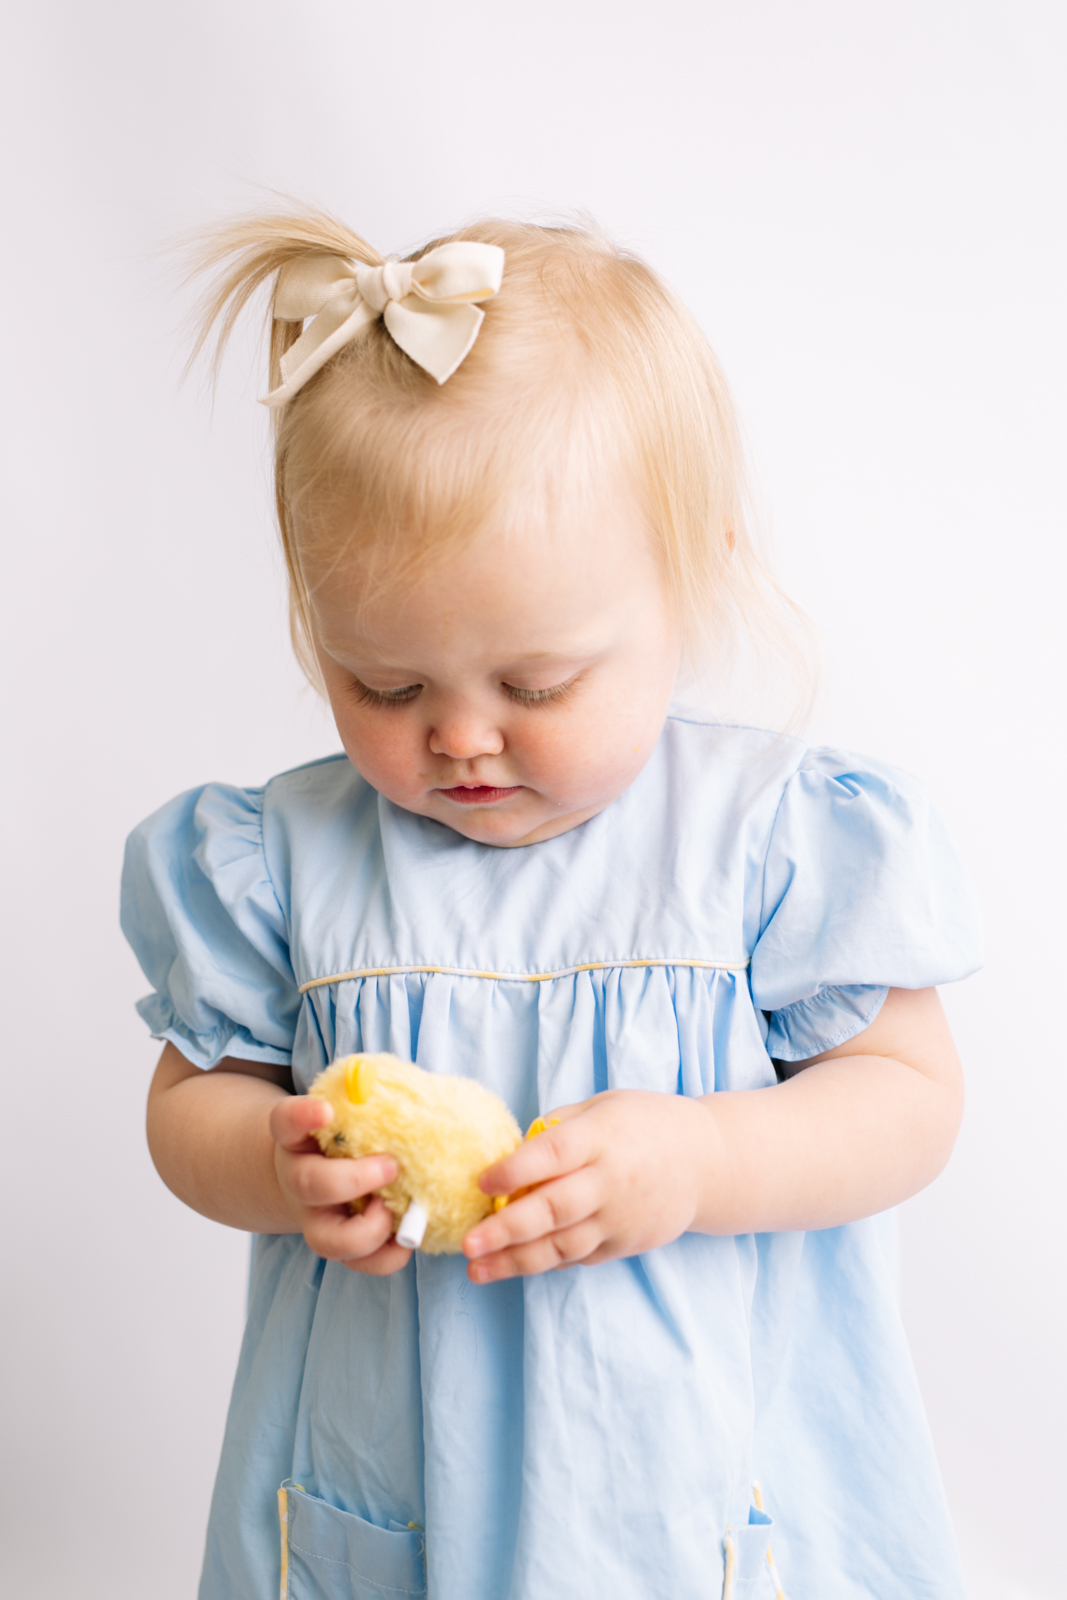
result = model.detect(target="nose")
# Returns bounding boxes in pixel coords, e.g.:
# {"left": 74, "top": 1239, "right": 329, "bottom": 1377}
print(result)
{"left": 428, "top": 700, "right": 505, "bottom": 760}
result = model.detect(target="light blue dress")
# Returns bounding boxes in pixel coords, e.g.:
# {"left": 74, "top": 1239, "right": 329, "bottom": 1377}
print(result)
{"left": 122, "top": 718, "right": 981, "bottom": 1600}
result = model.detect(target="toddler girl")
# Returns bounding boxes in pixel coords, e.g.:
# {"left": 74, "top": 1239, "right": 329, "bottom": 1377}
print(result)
{"left": 122, "top": 210, "right": 981, "bottom": 1600}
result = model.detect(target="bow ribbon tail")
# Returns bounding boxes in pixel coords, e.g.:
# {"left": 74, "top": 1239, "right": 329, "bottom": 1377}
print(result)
{"left": 384, "top": 298, "right": 485, "bottom": 386}
{"left": 262, "top": 296, "right": 375, "bottom": 408}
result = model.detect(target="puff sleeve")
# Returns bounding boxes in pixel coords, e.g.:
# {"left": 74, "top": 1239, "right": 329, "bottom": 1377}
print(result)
{"left": 121, "top": 783, "right": 300, "bottom": 1069}
{"left": 751, "top": 747, "right": 982, "bottom": 1063}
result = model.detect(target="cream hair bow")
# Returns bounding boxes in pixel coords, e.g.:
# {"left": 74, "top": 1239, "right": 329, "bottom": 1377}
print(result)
{"left": 262, "top": 241, "right": 505, "bottom": 405}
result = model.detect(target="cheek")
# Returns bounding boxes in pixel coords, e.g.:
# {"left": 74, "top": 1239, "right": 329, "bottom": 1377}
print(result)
{"left": 515, "top": 699, "right": 649, "bottom": 792}
{"left": 331, "top": 702, "right": 425, "bottom": 794}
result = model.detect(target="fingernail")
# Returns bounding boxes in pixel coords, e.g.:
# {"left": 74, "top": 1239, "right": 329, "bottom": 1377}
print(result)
{"left": 465, "top": 1233, "right": 487, "bottom": 1258}
{"left": 379, "top": 1158, "right": 399, "bottom": 1182}
{"left": 310, "top": 1098, "right": 333, "bottom": 1125}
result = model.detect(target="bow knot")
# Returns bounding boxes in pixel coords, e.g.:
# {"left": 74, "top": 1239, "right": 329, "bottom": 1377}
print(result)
{"left": 355, "top": 259, "right": 414, "bottom": 314}
{"left": 263, "top": 240, "right": 505, "bottom": 405}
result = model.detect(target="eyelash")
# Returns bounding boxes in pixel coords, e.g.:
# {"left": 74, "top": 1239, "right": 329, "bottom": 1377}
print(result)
{"left": 348, "top": 678, "right": 577, "bottom": 709}
{"left": 349, "top": 681, "right": 421, "bottom": 708}
{"left": 504, "top": 681, "right": 575, "bottom": 707}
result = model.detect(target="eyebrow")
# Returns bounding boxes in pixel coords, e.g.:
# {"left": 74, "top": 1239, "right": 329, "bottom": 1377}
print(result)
{"left": 499, "top": 650, "right": 585, "bottom": 664}
{"left": 319, "top": 640, "right": 594, "bottom": 668}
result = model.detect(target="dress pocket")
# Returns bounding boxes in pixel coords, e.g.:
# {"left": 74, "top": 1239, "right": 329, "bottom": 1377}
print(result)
{"left": 279, "top": 1482, "right": 427, "bottom": 1600}
{"left": 723, "top": 1507, "right": 785, "bottom": 1599}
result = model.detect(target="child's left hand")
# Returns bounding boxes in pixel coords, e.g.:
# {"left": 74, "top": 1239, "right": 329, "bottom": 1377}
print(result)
{"left": 464, "top": 989, "right": 966, "bottom": 1281}
{"left": 463, "top": 1090, "right": 721, "bottom": 1283}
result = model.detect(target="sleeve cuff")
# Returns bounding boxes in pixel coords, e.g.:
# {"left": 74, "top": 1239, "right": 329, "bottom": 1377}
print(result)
{"left": 136, "top": 994, "right": 294, "bottom": 1072}
{"left": 766, "top": 983, "right": 889, "bottom": 1065}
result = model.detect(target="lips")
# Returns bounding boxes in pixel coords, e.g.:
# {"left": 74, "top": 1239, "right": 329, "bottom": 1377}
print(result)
{"left": 437, "top": 785, "right": 523, "bottom": 806}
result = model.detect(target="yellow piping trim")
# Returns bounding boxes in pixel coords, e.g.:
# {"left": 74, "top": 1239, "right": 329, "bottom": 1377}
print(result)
{"left": 752, "top": 1481, "right": 788, "bottom": 1600}
{"left": 299, "top": 956, "right": 749, "bottom": 994}
{"left": 766, "top": 1547, "right": 787, "bottom": 1600}
{"left": 277, "top": 1487, "right": 289, "bottom": 1600}
{"left": 722, "top": 1531, "right": 737, "bottom": 1600}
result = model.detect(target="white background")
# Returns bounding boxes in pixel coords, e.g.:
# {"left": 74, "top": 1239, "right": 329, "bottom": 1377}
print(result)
{"left": 2, "top": 4, "right": 1064, "bottom": 1596}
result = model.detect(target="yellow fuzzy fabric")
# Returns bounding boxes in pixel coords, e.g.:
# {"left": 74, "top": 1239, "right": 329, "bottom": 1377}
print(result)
{"left": 309, "top": 1054, "right": 523, "bottom": 1254}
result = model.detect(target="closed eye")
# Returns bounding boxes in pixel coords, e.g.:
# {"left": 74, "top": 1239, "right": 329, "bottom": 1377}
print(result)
{"left": 349, "top": 680, "right": 422, "bottom": 707}
{"left": 502, "top": 677, "right": 578, "bottom": 707}
{"left": 349, "top": 676, "right": 580, "bottom": 708}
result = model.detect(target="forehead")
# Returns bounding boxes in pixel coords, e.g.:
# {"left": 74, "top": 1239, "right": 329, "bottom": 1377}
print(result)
{"left": 294, "top": 358, "right": 647, "bottom": 562}
{"left": 309, "top": 484, "right": 664, "bottom": 660}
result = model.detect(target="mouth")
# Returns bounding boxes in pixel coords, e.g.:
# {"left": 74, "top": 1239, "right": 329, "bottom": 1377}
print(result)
{"left": 436, "top": 784, "right": 524, "bottom": 806}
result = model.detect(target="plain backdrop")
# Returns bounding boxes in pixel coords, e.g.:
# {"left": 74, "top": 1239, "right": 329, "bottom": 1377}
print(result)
{"left": 2, "top": 4, "right": 1064, "bottom": 1597}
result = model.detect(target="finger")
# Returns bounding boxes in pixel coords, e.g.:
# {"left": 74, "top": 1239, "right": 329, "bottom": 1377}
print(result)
{"left": 464, "top": 1170, "right": 600, "bottom": 1259}
{"left": 467, "top": 1219, "right": 603, "bottom": 1284}
{"left": 280, "top": 1148, "right": 399, "bottom": 1208}
{"left": 302, "top": 1194, "right": 401, "bottom": 1263}
{"left": 479, "top": 1116, "right": 593, "bottom": 1196}
{"left": 271, "top": 1094, "right": 334, "bottom": 1150}
{"left": 540, "top": 1101, "right": 587, "bottom": 1123}
{"left": 341, "top": 1239, "right": 415, "bottom": 1277}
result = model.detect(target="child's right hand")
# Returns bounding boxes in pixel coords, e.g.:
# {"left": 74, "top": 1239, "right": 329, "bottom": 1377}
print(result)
{"left": 270, "top": 1095, "right": 413, "bottom": 1276}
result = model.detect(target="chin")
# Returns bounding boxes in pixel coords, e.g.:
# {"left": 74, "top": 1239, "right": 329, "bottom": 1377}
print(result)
{"left": 424, "top": 795, "right": 562, "bottom": 847}
{"left": 443, "top": 810, "right": 540, "bottom": 847}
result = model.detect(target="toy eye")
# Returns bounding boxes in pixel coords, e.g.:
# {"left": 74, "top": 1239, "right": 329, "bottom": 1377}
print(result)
{"left": 332, "top": 1132, "right": 346, "bottom": 1148}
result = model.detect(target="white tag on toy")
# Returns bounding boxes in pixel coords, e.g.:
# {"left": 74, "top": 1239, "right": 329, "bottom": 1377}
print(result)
{"left": 396, "top": 1200, "right": 429, "bottom": 1250}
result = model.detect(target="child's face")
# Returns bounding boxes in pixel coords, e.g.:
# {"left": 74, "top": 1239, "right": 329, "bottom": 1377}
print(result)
{"left": 307, "top": 484, "right": 680, "bottom": 847}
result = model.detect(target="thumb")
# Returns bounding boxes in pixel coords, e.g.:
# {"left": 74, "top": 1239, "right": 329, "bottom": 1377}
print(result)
{"left": 270, "top": 1094, "right": 334, "bottom": 1151}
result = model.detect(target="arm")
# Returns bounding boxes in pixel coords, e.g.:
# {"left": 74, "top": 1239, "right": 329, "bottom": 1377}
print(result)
{"left": 463, "top": 987, "right": 963, "bottom": 1282}
{"left": 701, "top": 985, "right": 963, "bottom": 1232}
{"left": 146, "top": 1042, "right": 411, "bottom": 1273}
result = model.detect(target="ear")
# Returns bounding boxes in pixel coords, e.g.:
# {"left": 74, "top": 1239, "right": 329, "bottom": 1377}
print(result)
{"left": 346, "top": 1056, "right": 378, "bottom": 1102}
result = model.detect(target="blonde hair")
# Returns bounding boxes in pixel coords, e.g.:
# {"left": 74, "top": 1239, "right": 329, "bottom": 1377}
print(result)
{"left": 190, "top": 206, "right": 812, "bottom": 715}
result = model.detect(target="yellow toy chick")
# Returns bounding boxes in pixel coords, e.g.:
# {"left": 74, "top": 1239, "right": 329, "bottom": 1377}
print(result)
{"left": 309, "top": 1053, "right": 523, "bottom": 1254}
